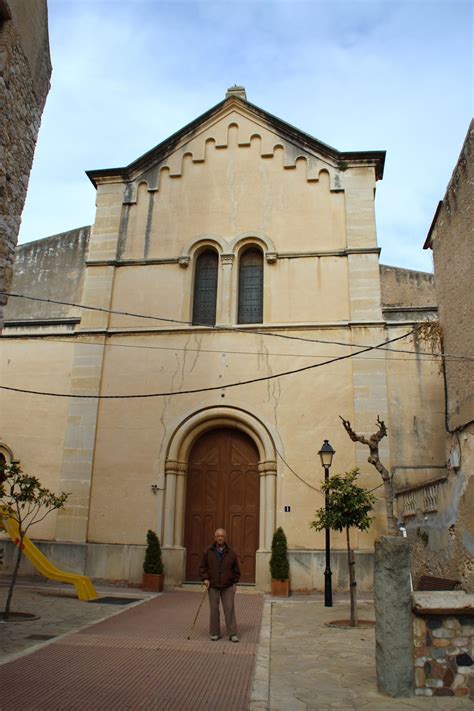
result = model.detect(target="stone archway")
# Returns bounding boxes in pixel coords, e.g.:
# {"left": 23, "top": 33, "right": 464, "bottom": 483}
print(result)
{"left": 163, "top": 406, "right": 277, "bottom": 589}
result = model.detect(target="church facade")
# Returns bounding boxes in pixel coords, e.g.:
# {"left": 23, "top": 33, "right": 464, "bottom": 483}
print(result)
{"left": 1, "top": 88, "right": 443, "bottom": 591}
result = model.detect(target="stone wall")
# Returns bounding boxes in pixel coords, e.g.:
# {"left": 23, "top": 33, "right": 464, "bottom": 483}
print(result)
{"left": 413, "top": 121, "right": 474, "bottom": 592}
{"left": 3, "top": 226, "right": 90, "bottom": 322}
{"left": 0, "top": 0, "right": 51, "bottom": 329}
{"left": 425, "top": 120, "right": 473, "bottom": 431}
{"left": 412, "top": 593, "right": 474, "bottom": 699}
{"left": 379, "top": 264, "right": 436, "bottom": 309}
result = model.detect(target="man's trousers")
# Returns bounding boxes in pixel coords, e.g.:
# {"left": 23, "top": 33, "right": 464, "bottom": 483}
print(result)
{"left": 208, "top": 585, "right": 237, "bottom": 637}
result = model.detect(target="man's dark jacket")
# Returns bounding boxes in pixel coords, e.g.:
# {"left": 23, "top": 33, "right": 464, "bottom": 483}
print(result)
{"left": 199, "top": 543, "right": 241, "bottom": 589}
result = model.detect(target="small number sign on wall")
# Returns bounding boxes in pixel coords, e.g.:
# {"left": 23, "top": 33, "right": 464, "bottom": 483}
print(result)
{"left": 284, "top": 505, "right": 291, "bottom": 512}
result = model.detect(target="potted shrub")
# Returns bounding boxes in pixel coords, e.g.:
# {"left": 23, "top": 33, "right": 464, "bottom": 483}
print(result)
{"left": 143, "top": 529, "right": 164, "bottom": 592}
{"left": 270, "top": 526, "right": 290, "bottom": 596}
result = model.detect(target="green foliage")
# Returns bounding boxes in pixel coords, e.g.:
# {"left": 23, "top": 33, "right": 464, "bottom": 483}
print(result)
{"left": 310, "top": 468, "right": 375, "bottom": 534}
{"left": 0, "top": 461, "right": 69, "bottom": 619}
{"left": 270, "top": 526, "right": 289, "bottom": 581}
{"left": 0, "top": 461, "right": 69, "bottom": 535}
{"left": 143, "top": 529, "right": 164, "bottom": 575}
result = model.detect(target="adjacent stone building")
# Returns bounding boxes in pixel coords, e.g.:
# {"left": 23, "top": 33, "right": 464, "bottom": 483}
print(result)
{"left": 402, "top": 120, "right": 473, "bottom": 591}
{"left": 0, "top": 0, "right": 51, "bottom": 329}
{"left": 1, "top": 88, "right": 445, "bottom": 591}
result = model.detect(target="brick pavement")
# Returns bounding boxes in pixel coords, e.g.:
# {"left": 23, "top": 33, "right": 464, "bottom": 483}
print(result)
{"left": 0, "top": 587, "right": 263, "bottom": 710}
{"left": 1, "top": 584, "right": 473, "bottom": 710}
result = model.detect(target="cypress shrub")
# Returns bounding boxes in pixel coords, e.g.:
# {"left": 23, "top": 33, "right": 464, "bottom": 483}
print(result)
{"left": 270, "top": 527, "right": 289, "bottom": 581}
{"left": 143, "top": 529, "right": 164, "bottom": 574}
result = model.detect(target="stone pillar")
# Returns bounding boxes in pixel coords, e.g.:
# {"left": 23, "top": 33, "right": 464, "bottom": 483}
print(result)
{"left": 262, "top": 462, "right": 277, "bottom": 549}
{"left": 374, "top": 536, "right": 414, "bottom": 697}
{"left": 258, "top": 468, "right": 266, "bottom": 550}
{"left": 55, "top": 182, "right": 125, "bottom": 541}
{"left": 219, "top": 254, "right": 234, "bottom": 325}
{"left": 163, "top": 463, "right": 178, "bottom": 547}
{"left": 173, "top": 465, "right": 187, "bottom": 546}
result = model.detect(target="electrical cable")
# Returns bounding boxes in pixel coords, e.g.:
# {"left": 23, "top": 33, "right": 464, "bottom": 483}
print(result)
{"left": 0, "top": 334, "right": 462, "bottom": 364}
{"left": 3, "top": 290, "right": 471, "bottom": 361}
{"left": 0, "top": 330, "right": 413, "bottom": 399}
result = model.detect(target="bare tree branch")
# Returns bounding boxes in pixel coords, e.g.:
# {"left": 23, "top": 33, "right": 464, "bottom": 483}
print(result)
{"left": 339, "top": 415, "right": 399, "bottom": 536}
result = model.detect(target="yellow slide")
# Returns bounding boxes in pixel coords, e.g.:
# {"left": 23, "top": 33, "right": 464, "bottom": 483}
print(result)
{"left": 0, "top": 511, "right": 98, "bottom": 601}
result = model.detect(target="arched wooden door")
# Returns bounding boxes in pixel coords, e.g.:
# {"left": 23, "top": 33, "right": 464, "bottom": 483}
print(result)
{"left": 184, "top": 427, "right": 259, "bottom": 583}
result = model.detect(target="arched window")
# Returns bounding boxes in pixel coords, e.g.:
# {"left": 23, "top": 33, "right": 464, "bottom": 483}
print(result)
{"left": 0, "top": 443, "right": 13, "bottom": 471}
{"left": 238, "top": 247, "right": 263, "bottom": 324}
{"left": 192, "top": 250, "right": 218, "bottom": 326}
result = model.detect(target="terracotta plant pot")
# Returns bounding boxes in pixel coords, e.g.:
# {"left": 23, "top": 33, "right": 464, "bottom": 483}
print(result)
{"left": 271, "top": 578, "right": 290, "bottom": 597}
{"left": 143, "top": 573, "right": 164, "bottom": 592}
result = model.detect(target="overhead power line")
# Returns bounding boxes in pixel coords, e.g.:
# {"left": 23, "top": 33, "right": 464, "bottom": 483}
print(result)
{"left": 0, "top": 330, "right": 413, "bottom": 400}
{"left": 1, "top": 334, "right": 456, "bottom": 363}
{"left": 3, "top": 290, "right": 469, "bottom": 361}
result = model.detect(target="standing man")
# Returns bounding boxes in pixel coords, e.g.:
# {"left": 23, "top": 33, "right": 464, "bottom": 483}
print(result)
{"left": 199, "top": 528, "right": 240, "bottom": 642}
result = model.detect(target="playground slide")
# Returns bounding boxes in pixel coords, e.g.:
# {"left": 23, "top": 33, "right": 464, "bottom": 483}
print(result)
{"left": 1, "top": 512, "right": 98, "bottom": 601}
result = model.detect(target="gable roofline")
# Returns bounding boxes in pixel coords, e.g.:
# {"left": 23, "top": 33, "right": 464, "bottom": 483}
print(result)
{"left": 86, "top": 95, "right": 386, "bottom": 188}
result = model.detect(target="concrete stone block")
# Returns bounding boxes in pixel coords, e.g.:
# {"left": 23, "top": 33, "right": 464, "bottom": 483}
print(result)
{"left": 374, "top": 536, "right": 414, "bottom": 697}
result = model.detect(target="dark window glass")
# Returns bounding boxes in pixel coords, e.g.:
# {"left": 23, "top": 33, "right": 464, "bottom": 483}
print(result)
{"left": 238, "top": 248, "right": 263, "bottom": 324}
{"left": 192, "top": 250, "right": 218, "bottom": 326}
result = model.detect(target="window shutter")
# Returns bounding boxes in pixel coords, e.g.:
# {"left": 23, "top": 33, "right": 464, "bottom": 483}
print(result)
{"left": 238, "top": 248, "right": 263, "bottom": 324}
{"left": 192, "top": 250, "right": 218, "bottom": 326}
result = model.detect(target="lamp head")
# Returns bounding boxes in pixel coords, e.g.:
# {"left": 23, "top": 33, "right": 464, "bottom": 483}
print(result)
{"left": 318, "top": 439, "right": 335, "bottom": 468}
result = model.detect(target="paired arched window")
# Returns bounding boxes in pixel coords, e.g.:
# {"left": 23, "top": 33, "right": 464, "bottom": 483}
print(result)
{"left": 192, "top": 250, "right": 218, "bottom": 326}
{"left": 238, "top": 248, "right": 263, "bottom": 324}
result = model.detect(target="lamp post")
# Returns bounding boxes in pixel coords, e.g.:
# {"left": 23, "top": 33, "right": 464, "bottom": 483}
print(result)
{"left": 318, "top": 439, "right": 335, "bottom": 607}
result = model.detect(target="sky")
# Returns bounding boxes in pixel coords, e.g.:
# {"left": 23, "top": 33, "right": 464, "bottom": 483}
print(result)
{"left": 18, "top": 0, "right": 473, "bottom": 272}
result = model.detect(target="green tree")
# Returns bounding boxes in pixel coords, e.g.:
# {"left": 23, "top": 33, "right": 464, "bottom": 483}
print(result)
{"left": 0, "top": 462, "right": 69, "bottom": 619}
{"left": 143, "top": 530, "right": 164, "bottom": 574}
{"left": 310, "top": 468, "right": 375, "bottom": 627}
{"left": 270, "top": 526, "right": 289, "bottom": 581}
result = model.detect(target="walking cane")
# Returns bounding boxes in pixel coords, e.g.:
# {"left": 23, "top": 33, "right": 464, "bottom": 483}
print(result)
{"left": 186, "top": 585, "right": 207, "bottom": 640}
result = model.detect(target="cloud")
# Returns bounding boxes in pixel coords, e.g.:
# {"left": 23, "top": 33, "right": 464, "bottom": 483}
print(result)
{"left": 19, "top": 0, "right": 473, "bottom": 274}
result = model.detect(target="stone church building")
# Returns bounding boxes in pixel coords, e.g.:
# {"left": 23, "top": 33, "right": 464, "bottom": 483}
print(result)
{"left": 1, "top": 87, "right": 443, "bottom": 591}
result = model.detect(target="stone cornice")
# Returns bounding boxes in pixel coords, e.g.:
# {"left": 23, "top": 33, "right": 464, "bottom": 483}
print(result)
{"left": 84, "top": 247, "right": 381, "bottom": 269}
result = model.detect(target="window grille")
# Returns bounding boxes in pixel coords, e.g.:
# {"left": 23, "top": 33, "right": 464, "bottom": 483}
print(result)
{"left": 192, "top": 250, "right": 218, "bottom": 326}
{"left": 238, "top": 248, "right": 263, "bottom": 324}
{"left": 403, "top": 491, "right": 416, "bottom": 516}
{"left": 423, "top": 484, "right": 439, "bottom": 512}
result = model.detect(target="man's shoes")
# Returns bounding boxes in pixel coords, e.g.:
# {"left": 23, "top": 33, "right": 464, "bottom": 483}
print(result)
{"left": 230, "top": 635, "right": 239, "bottom": 643}
{"left": 210, "top": 635, "right": 220, "bottom": 641}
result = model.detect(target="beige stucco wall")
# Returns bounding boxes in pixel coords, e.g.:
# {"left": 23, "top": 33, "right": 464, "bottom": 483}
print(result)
{"left": 0, "top": 96, "right": 447, "bottom": 590}
{"left": 0, "top": 337, "right": 74, "bottom": 539}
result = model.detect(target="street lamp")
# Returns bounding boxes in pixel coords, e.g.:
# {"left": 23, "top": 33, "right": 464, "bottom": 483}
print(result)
{"left": 318, "top": 439, "right": 335, "bottom": 607}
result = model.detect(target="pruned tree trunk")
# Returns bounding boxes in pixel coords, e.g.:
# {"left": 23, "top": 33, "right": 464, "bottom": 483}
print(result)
{"left": 346, "top": 526, "right": 357, "bottom": 627}
{"left": 4, "top": 537, "right": 23, "bottom": 619}
{"left": 340, "top": 416, "right": 399, "bottom": 535}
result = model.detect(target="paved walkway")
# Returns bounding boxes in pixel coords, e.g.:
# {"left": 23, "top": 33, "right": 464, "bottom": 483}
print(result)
{"left": 0, "top": 582, "right": 473, "bottom": 710}
{"left": 258, "top": 598, "right": 473, "bottom": 711}
{"left": 0, "top": 583, "right": 262, "bottom": 710}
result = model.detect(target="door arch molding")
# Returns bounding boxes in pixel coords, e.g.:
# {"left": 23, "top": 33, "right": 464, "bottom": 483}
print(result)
{"left": 163, "top": 406, "right": 277, "bottom": 553}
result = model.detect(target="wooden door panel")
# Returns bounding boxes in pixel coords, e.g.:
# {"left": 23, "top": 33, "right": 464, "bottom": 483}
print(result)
{"left": 185, "top": 428, "right": 259, "bottom": 582}
{"left": 204, "top": 468, "right": 219, "bottom": 510}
